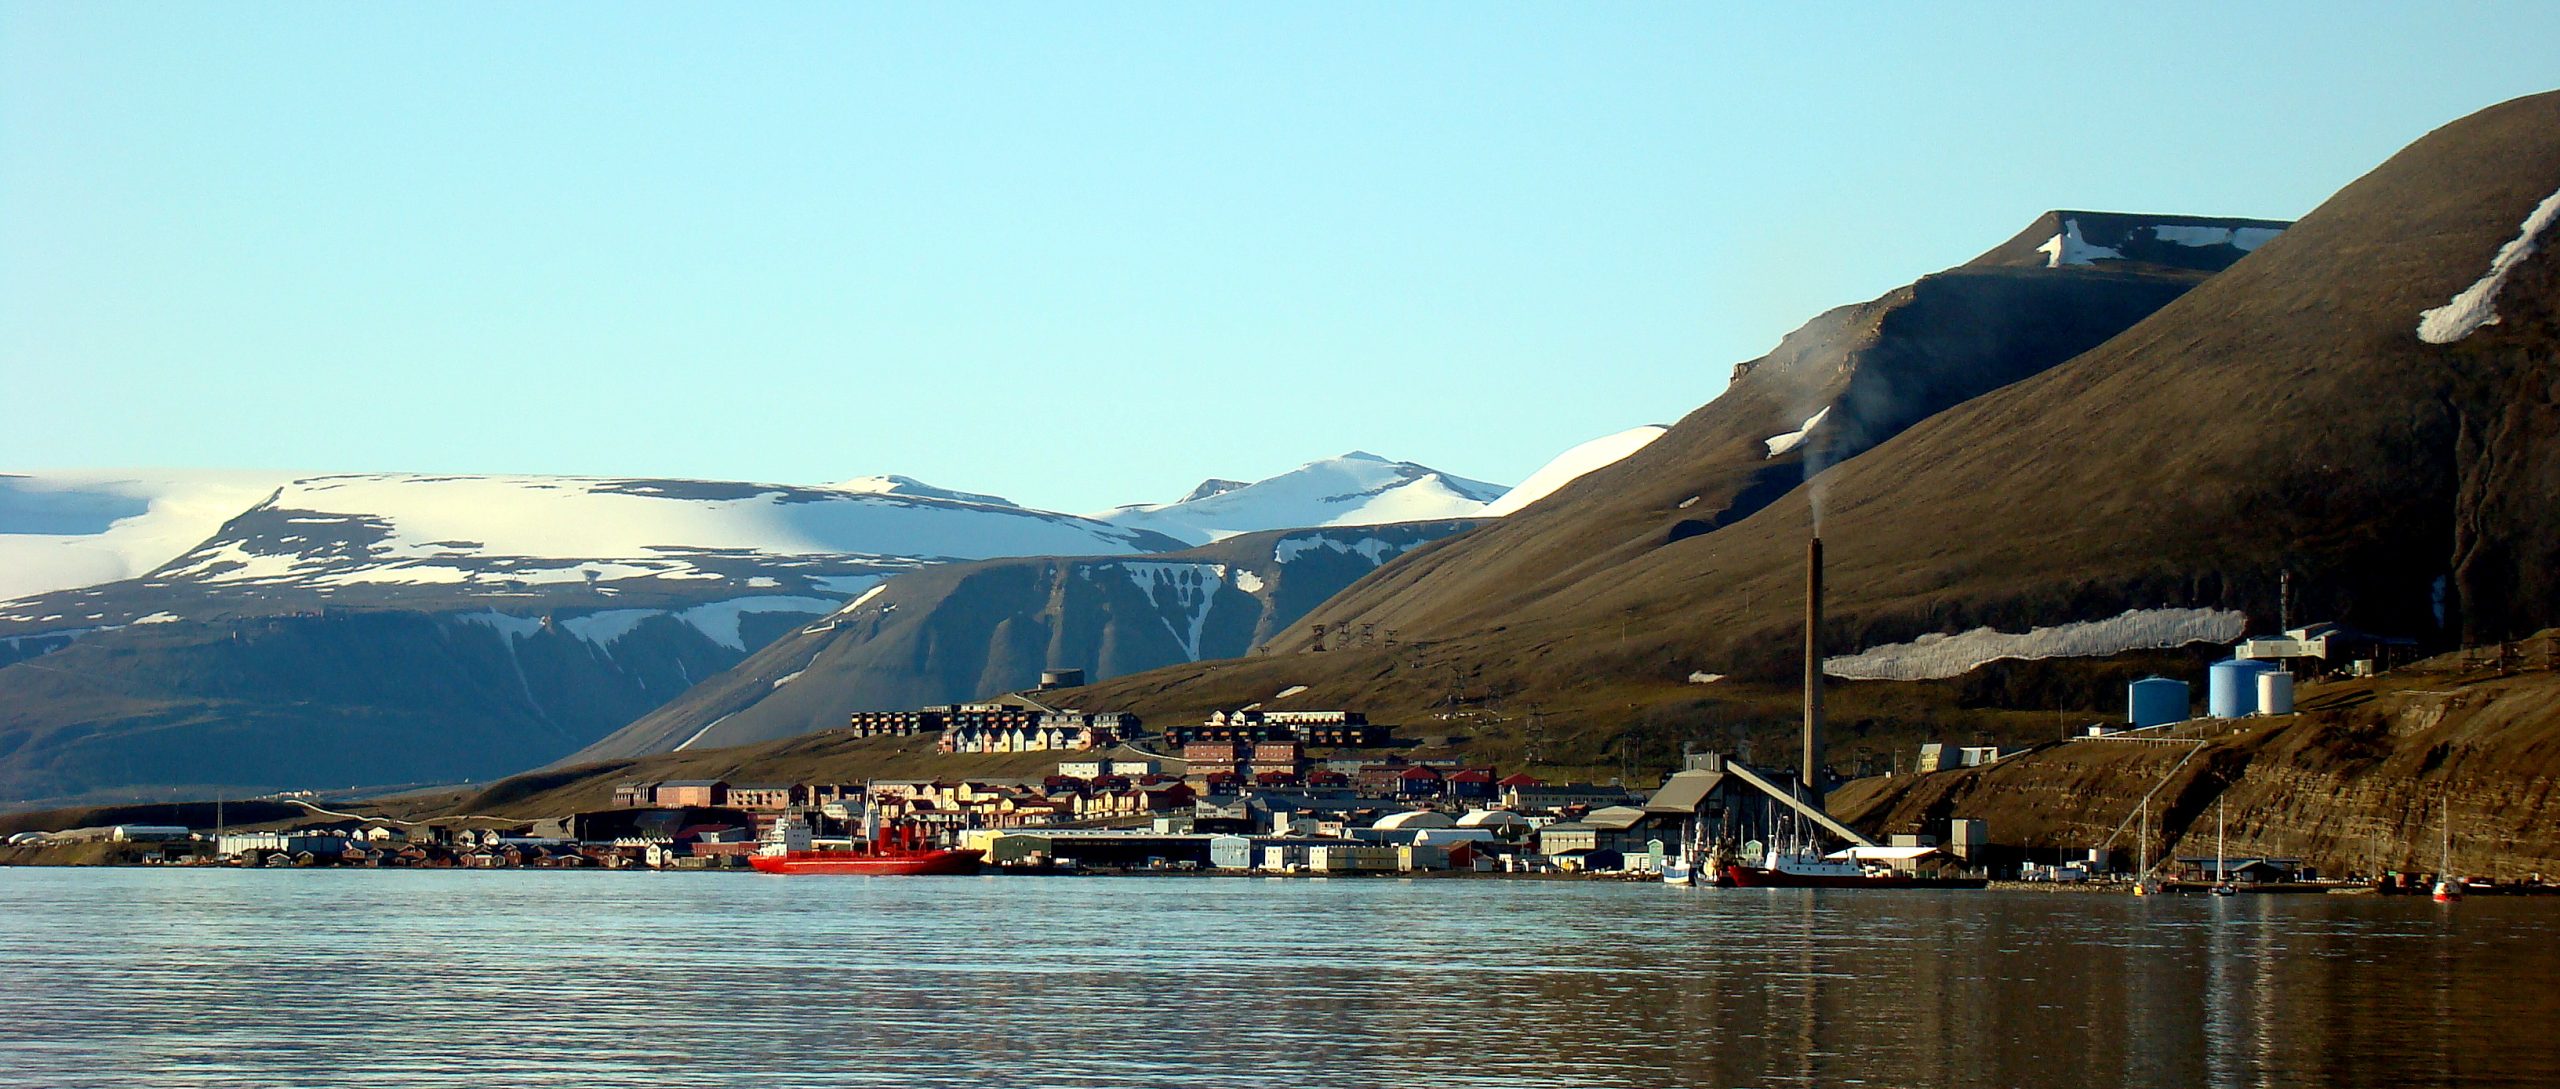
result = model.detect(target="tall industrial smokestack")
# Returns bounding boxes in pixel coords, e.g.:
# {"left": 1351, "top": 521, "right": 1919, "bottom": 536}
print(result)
{"left": 1804, "top": 536, "right": 1825, "bottom": 799}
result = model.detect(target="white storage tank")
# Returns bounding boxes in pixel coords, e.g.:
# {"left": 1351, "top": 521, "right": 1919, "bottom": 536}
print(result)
{"left": 2208, "top": 658, "right": 2274, "bottom": 719}
{"left": 2256, "top": 670, "right": 2295, "bottom": 716}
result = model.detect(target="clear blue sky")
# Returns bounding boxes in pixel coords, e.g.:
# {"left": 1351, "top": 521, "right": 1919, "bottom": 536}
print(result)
{"left": 6, "top": 5, "right": 2556, "bottom": 512}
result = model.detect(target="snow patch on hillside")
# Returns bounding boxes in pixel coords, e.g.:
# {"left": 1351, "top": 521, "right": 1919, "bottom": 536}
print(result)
{"left": 1233, "top": 570, "right": 1267, "bottom": 594}
{"left": 1272, "top": 533, "right": 1417, "bottom": 566}
{"left": 679, "top": 596, "right": 840, "bottom": 651}
{"left": 1116, "top": 562, "right": 1230, "bottom": 659}
{"left": 1482, "top": 426, "right": 1668, "bottom": 517}
{"left": 456, "top": 595, "right": 839, "bottom": 654}
{"left": 2419, "top": 185, "right": 2560, "bottom": 344}
{"left": 1824, "top": 607, "right": 2247, "bottom": 681}
{"left": 2150, "top": 224, "right": 2283, "bottom": 251}
{"left": 1765, "top": 407, "right": 1832, "bottom": 458}
{"left": 1100, "top": 453, "right": 1504, "bottom": 545}
{"left": 558, "top": 609, "right": 664, "bottom": 648}
{"left": 673, "top": 713, "right": 733, "bottom": 753}
{"left": 832, "top": 582, "right": 889, "bottom": 615}
{"left": 453, "top": 610, "right": 547, "bottom": 641}
{"left": 2036, "top": 219, "right": 2124, "bottom": 268}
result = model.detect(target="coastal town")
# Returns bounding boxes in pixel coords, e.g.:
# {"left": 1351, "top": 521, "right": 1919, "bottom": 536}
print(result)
{"left": 5, "top": 663, "right": 2512, "bottom": 895}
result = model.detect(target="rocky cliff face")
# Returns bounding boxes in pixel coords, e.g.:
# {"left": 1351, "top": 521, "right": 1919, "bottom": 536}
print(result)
{"left": 0, "top": 606, "right": 817, "bottom": 806}
{"left": 566, "top": 519, "right": 1481, "bottom": 762}
{"left": 1833, "top": 650, "right": 2560, "bottom": 877}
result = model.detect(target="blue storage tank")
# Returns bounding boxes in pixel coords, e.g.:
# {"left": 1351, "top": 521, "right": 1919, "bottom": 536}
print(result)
{"left": 2127, "top": 676, "right": 2190, "bottom": 728}
{"left": 2208, "top": 659, "right": 2275, "bottom": 719}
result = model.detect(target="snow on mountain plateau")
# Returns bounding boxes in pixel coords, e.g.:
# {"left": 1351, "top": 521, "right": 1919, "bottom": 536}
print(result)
{"left": 0, "top": 470, "right": 295, "bottom": 602}
{"left": 1, "top": 452, "right": 1520, "bottom": 631}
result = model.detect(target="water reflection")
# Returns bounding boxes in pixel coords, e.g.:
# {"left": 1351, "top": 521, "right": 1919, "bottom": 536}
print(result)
{"left": 4, "top": 871, "right": 2558, "bottom": 1088}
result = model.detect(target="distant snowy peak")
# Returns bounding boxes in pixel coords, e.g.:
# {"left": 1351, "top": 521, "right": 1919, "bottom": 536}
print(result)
{"left": 1098, "top": 453, "right": 1506, "bottom": 545}
{"left": 1178, "top": 478, "right": 1251, "bottom": 504}
{"left": 829, "top": 474, "right": 1017, "bottom": 508}
{"left": 1481, "top": 426, "right": 1669, "bottom": 517}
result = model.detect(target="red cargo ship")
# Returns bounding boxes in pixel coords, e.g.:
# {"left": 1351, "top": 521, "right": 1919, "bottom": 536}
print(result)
{"left": 750, "top": 814, "right": 983, "bottom": 876}
{"left": 749, "top": 845, "right": 983, "bottom": 876}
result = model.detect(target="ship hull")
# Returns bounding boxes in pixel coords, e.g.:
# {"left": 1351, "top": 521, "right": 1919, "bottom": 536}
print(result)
{"left": 1719, "top": 864, "right": 1985, "bottom": 890}
{"left": 750, "top": 849, "right": 984, "bottom": 876}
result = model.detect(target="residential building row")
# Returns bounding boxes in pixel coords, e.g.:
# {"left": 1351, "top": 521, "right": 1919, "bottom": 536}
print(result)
{"left": 841, "top": 703, "right": 1140, "bottom": 754}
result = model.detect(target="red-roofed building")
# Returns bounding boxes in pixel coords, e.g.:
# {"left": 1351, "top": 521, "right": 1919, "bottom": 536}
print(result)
{"left": 1397, "top": 765, "right": 1445, "bottom": 799}
{"left": 1446, "top": 767, "right": 1497, "bottom": 801}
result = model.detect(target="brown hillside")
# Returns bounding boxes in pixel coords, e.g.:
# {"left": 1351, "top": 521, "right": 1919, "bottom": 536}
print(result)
{"left": 1833, "top": 641, "right": 2560, "bottom": 878}
{"left": 1063, "top": 91, "right": 2560, "bottom": 752}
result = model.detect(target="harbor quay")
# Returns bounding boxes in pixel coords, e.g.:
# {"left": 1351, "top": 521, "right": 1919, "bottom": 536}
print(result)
{"left": 7, "top": 753, "right": 2503, "bottom": 895}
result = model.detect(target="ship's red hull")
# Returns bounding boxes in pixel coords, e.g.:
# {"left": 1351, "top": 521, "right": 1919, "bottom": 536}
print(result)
{"left": 750, "top": 849, "right": 984, "bottom": 876}
{"left": 1719, "top": 864, "right": 1985, "bottom": 890}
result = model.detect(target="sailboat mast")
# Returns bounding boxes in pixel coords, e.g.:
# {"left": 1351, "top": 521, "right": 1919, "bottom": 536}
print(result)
{"left": 2139, "top": 799, "right": 2148, "bottom": 879}
{"left": 2442, "top": 796, "right": 2452, "bottom": 877}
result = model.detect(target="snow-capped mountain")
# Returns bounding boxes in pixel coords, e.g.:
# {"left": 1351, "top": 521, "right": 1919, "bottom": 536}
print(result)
{"left": 0, "top": 472, "right": 1182, "bottom": 631}
{"left": 0, "top": 470, "right": 1200, "bottom": 806}
{"left": 1479, "top": 426, "right": 1670, "bottom": 517}
{"left": 0, "top": 470, "right": 295, "bottom": 603}
{"left": 0, "top": 454, "right": 1496, "bottom": 805}
{"left": 1096, "top": 452, "right": 1507, "bottom": 545}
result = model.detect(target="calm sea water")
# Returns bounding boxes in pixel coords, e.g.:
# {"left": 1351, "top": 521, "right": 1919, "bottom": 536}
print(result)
{"left": 4, "top": 869, "right": 2556, "bottom": 1088}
